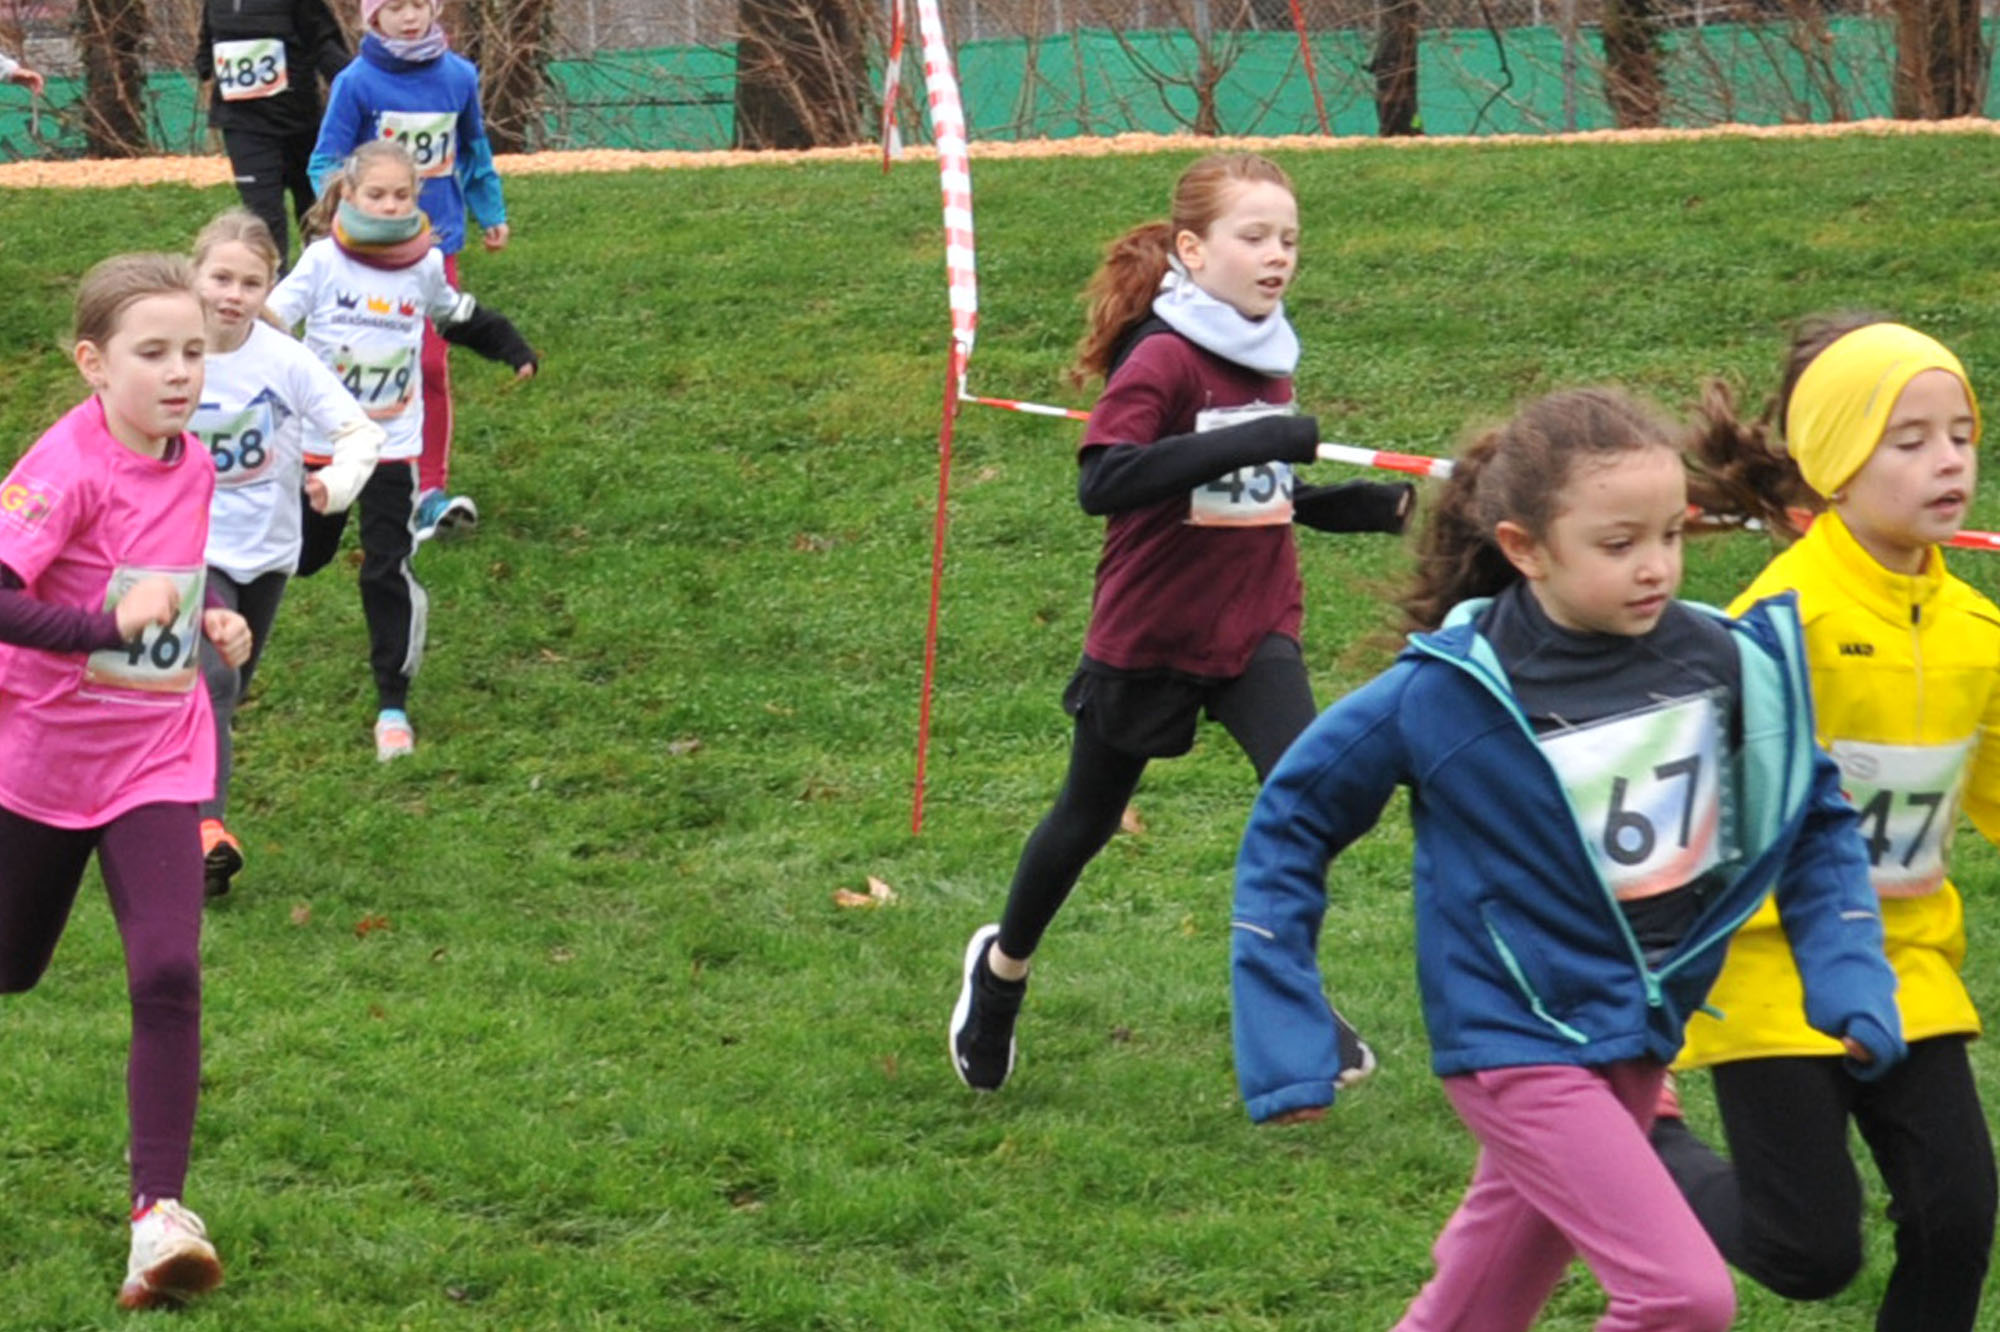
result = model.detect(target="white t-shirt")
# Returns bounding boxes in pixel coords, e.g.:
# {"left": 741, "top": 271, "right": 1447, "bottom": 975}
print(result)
{"left": 269, "top": 238, "right": 470, "bottom": 463}
{"left": 194, "top": 321, "right": 376, "bottom": 581}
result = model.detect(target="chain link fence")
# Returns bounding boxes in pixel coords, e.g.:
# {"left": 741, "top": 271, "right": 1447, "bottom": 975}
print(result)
{"left": 0, "top": 0, "right": 1967, "bottom": 159}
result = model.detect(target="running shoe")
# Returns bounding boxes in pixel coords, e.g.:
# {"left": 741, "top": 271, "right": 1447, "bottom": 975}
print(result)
{"left": 198, "top": 818, "right": 243, "bottom": 900}
{"left": 1332, "top": 1006, "right": 1379, "bottom": 1090}
{"left": 117, "top": 1198, "right": 222, "bottom": 1310}
{"left": 949, "top": 924, "right": 1027, "bottom": 1091}
{"left": 414, "top": 488, "right": 479, "bottom": 544}
{"left": 374, "top": 708, "right": 415, "bottom": 762}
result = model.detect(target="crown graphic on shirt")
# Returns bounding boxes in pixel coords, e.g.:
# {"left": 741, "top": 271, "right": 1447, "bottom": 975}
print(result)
{"left": 335, "top": 291, "right": 359, "bottom": 309}
{"left": 398, "top": 298, "right": 418, "bottom": 317}
{"left": 365, "top": 295, "right": 393, "bottom": 314}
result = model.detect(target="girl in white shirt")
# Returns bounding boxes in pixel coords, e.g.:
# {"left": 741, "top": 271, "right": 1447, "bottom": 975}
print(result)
{"left": 269, "top": 140, "right": 534, "bottom": 761}
{"left": 187, "top": 208, "right": 380, "bottom": 894}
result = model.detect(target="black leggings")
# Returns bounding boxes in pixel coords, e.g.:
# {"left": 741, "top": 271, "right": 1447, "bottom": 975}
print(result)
{"left": 1655, "top": 1036, "right": 1996, "bottom": 1332}
{"left": 994, "top": 642, "right": 1316, "bottom": 961}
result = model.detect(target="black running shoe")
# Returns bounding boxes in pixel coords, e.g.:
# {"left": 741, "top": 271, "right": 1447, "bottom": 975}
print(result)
{"left": 950, "top": 924, "right": 1027, "bottom": 1091}
{"left": 200, "top": 819, "right": 243, "bottom": 901}
{"left": 1332, "top": 1007, "right": 1378, "bottom": 1090}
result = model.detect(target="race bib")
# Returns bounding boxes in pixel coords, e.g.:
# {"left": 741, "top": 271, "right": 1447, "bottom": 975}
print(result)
{"left": 1187, "top": 402, "right": 1295, "bottom": 528}
{"left": 1538, "top": 691, "right": 1736, "bottom": 901}
{"left": 333, "top": 344, "right": 418, "bottom": 421}
{"left": 190, "top": 400, "right": 279, "bottom": 489}
{"left": 1830, "top": 738, "right": 1973, "bottom": 898}
{"left": 214, "top": 38, "right": 289, "bottom": 101}
{"left": 82, "top": 566, "right": 204, "bottom": 698}
{"left": 376, "top": 110, "right": 458, "bottom": 179}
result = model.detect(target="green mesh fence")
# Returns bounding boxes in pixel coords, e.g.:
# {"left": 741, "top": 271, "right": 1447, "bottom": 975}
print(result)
{"left": 0, "top": 18, "right": 1969, "bottom": 160}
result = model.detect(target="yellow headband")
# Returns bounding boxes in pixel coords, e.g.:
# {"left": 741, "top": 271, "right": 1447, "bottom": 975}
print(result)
{"left": 1786, "top": 323, "right": 1981, "bottom": 498}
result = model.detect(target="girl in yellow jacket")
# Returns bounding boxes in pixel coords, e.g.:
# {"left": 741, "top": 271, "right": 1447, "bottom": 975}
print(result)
{"left": 1657, "top": 317, "right": 2000, "bottom": 1332}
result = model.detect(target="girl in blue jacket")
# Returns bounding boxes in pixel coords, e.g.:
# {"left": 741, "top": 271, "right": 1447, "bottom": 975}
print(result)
{"left": 310, "top": 0, "right": 508, "bottom": 542}
{"left": 1231, "top": 387, "right": 1904, "bottom": 1332}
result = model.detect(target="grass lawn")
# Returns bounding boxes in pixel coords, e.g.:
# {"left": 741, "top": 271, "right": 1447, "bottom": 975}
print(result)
{"left": 0, "top": 127, "right": 1996, "bottom": 1328}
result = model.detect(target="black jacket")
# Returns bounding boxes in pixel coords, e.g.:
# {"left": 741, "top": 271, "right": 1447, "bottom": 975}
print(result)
{"left": 197, "top": 0, "right": 352, "bottom": 133}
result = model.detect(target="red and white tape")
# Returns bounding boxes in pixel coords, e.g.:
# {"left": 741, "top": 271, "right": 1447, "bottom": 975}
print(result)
{"left": 917, "top": 0, "right": 978, "bottom": 379}
{"left": 1316, "top": 442, "right": 1455, "bottom": 478}
{"left": 879, "top": 0, "right": 905, "bottom": 167}
{"left": 901, "top": 0, "right": 980, "bottom": 833}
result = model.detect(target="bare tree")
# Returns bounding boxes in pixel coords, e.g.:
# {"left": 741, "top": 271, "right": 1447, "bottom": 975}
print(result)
{"left": 1601, "top": 0, "right": 1663, "bottom": 127}
{"left": 1090, "top": 0, "right": 1260, "bottom": 137}
{"left": 453, "top": 0, "right": 557, "bottom": 152}
{"left": 1892, "top": 0, "right": 1987, "bottom": 118}
{"left": 77, "top": 0, "right": 150, "bottom": 156}
{"left": 736, "top": 0, "right": 868, "bottom": 148}
{"left": 1370, "top": 0, "right": 1420, "bottom": 135}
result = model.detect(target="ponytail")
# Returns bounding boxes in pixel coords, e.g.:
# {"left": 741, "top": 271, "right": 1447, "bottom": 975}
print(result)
{"left": 1069, "top": 221, "right": 1172, "bottom": 386}
{"left": 1399, "top": 429, "right": 1520, "bottom": 632}
{"left": 1683, "top": 379, "right": 1816, "bottom": 540}
{"left": 1684, "top": 311, "right": 1892, "bottom": 540}
{"left": 300, "top": 174, "right": 346, "bottom": 246}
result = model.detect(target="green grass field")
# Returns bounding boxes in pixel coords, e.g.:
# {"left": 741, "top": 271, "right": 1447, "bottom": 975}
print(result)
{"left": 0, "top": 128, "right": 1998, "bottom": 1328}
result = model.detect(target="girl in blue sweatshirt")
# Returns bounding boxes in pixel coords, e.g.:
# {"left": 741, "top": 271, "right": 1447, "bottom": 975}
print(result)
{"left": 310, "top": 0, "right": 508, "bottom": 542}
{"left": 1231, "top": 387, "right": 1904, "bottom": 1332}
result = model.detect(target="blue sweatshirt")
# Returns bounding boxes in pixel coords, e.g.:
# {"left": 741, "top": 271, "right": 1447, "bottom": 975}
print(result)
{"left": 1230, "top": 592, "right": 1904, "bottom": 1124}
{"left": 308, "top": 34, "right": 504, "bottom": 255}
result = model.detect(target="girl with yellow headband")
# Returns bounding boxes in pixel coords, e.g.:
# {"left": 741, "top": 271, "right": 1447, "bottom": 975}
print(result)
{"left": 1658, "top": 315, "right": 2000, "bottom": 1331}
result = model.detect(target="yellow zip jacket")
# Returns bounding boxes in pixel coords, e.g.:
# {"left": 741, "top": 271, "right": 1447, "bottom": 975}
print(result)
{"left": 1680, "top": 511, "right": 2000, "bottom": 1066}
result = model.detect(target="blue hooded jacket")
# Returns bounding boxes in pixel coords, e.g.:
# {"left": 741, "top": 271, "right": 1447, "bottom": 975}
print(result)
{"left": 308, "top": 34, "right": 505, "bottom": 256}
{"left": 1231, "top": 593, "right": 1904, "bottom": 1124}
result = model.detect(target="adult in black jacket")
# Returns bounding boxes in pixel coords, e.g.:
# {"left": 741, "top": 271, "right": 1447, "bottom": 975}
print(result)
{"left": 196, "top": 0, "right": 352, "bottom": 262}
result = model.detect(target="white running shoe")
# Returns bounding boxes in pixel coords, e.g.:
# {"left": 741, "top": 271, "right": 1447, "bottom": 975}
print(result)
{"left": 117, "top": 1198, "right": 223, "bottom": 1310}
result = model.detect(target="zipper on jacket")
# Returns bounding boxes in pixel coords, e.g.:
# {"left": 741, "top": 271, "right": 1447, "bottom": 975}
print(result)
{"left": 1911, "top": 602, "right": 1926, "bottom": 731}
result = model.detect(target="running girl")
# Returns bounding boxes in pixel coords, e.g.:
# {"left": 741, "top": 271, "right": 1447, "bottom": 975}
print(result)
{"left": 1232, "top": 386, "right": 1904, "bottom": 1332}
{"left": 950, "top": 152, "right": 1412, "bottom": 1092}
{"left": 189, "top": 208, "right": 381, "bottom": 893}
{"left": 0, "top": 253, "right": 252, "bottom": 1309}
{"left": 310, "top": 0, "right": 513, "bottom": 539}
{"left": 271, "top": 139, "right": 535, "bottom": 760}
{"left": 1657, "top": 318, "right": 2000, "bottom": 1331}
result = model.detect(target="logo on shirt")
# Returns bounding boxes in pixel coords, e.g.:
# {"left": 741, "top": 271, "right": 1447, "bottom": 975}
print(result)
{"left": 1838, "top": 642, "right": 1875, "bottom": 658}
{"left": 336, "top": 291, "right": 359, "bottom": 310}
{"left": 0, "top": 478, "right": 59, "bottom": 531}
{"left": 365, "top": 295, "right": 392, "bottom": 314}
{"left": 398, "top": 298, "right": 417, "bottom": 317}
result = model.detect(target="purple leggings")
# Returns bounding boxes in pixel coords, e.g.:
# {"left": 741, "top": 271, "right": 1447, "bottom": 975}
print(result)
{"left": 0, "top": 801, "right": 203, "bottom": 1207}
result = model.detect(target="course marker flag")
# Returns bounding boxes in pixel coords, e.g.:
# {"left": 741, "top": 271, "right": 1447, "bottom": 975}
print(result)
{"left": 901, "top": 0, "right": 977, "bottom": 834}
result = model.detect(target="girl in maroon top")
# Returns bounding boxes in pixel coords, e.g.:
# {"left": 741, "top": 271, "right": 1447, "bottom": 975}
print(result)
{"left": 950, "top": 152, "right": 1411, "bottom": 1092}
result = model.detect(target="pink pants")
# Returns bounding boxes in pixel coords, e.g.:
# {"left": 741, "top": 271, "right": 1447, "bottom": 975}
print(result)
{"left": 1396, "top": 1060, "right": 1734, "bottom": 1332}
{"left": 418, "top": 251, "right": 457, "bottom": 493}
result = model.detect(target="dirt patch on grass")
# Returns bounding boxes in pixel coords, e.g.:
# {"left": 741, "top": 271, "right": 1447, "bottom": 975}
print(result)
{"left": 0, "top": 117, "right": 1989, "bottom": 188}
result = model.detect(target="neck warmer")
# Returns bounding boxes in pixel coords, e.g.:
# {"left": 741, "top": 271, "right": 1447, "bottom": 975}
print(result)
{"left": 334, "top": 203, "right": 435, "bottom": 270}
{"left": 1787, "top": 323, "right": 1981, "bottom": 498}
{"left": 1149, "top": 258, "right": 1299, "bottom": 377}
{"left": 362, "top": 27, "right": 449, "bottom": 69}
